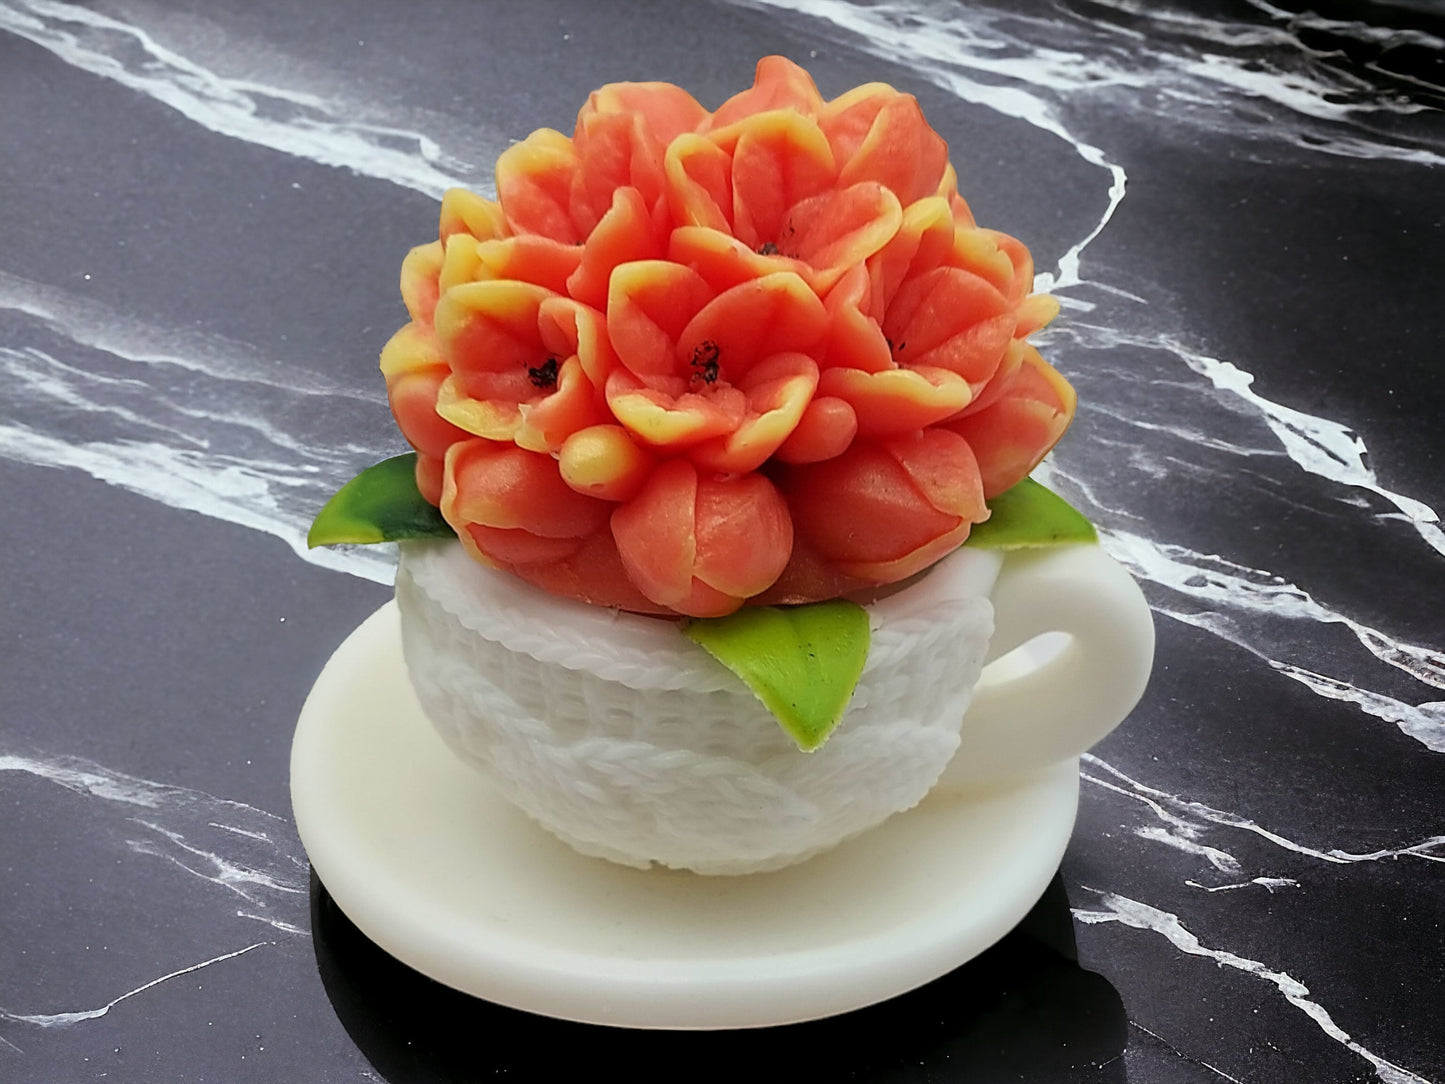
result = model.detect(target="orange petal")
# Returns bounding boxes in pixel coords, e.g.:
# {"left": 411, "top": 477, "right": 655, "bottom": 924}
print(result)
{"left": 516, "top": 355, "right": 608, "bottom": 453}
{"left": 439, "top": 188, "right": 508, "bottom": 242}
{"left": 821, "top": 262, "right": 891, "bottom": 373}
{"left": 509, "top": 526, "right": 670, "bottom": 613}
{"left": 443, "top": 439, "right": 611, "bottom": 539}
{"left": 755, "top": 534, "right": 872, "bottom": 606}
{"left": 950, "top": 229, "right": 1022, "bottom": 301}
{"left": 822, "top": 87, "right": 949, "bottom": 206}
{"left": 379, "top": 320, "right": 445, "bottom": 380}
{"left": 566, "top": 186, "right": 664, "bottom": 309}
{"left": 438, "top": 234, "right": 486, "bottom": 293}
{"left": 983, "top": 229, "right": 1040, "bottom": 306}
{"left": 540, "top": 296, "right": 617, "bottom": 387}
{"left": 688, "top": 352, "right": 820, "bottom": 473}
{"left": 389, "top": 366, "right": 458, "bottom": 457}
{"left": 495, "top": 128, "right": 582, "bottom": 243}
{"left": 936, "top": 163, "right": 977, "bottom": 228}
{"left": 664, "top": 133, "right": 734, "bottom": 232}
{"left": 435, "top": 337, "right": 603, "bottom": 453}
{"left": 571, "top": 111, "right": 666, "bottom": 234}
{"left": 677, "top": 272, "right": 827, "bottom": 383}
{"left": 576, "top": 80, "right": 709, "bottom": 146}
{"left": 709, "top": 56, "right": 825, "bottom": 129}
{"left": 867, "top": 196, "right": 955, "bottom": 311}
{"left": 381, "top": 322, "right": 470, "bottom": 459}
{"left": 818, "top": 365, "right": 973, "bottom": 437}
{"left": 780, "top": 182, "right": 903, "bottom": 294}
{"left": 611, "top": 459, "right": 791, "bottom": 615}
{"left": 434, "top": 279, "right": 554, "bottom": 388}
{"left": 884, "top": 266, "right": 1013, "bottom": 384}
{"left": 559, "top": 424, "right": 656, "bottom": 502}
{"left": 610, "top": 458, "right": 698, "bottom": 608}
{"left": 435, "top": 374, "right": 525, "bottom": 441}
{"left": 782, "top": 431, "right": 985, "bottom": 582}
{"left": 843, "top": 522, "right": 976, "bottom": 583}
{"left": 784, "top": 440, "right": 952, "bottom": 566}
{"left": 945, "top": 346, "right": 1076, "bottom": 497}
{"left": 818, "top": 83, "right": 894, "bottom": 162}
{"left": 918, "top": 311, "right": 1015, "bottom": 389}
{"left": 415, "top": 454, "right": 445, "bottom": 507}
{"left": 461, "top": 524, "right": 585, "bottom": 566}
{"left": 667, "top": 226, "right": 804, "bottom": 294}
{"left": 475, "top": 235, "right": 583, "bottom": 294}
{"left": 774, "top": 395, "right": 858, "bottom": 464}
{"left": 667, "top": 580, "right": 745, "bottom": 618}
{"left": 606, "top": 260, "right": 714, "bottom": 378}
{"left": 951, "top": 337, "right": 1027, "bottom": 419}
{"left": 884, "top": 428, "right": 988, "bottom": 522}
{"left": 400, "top": 241, "right": 444, "bottom": 327}
{"left": 1015, "top": 294, "right": 1060, "bottom": 338}
{"left": 382, "top": 328, "right": 471, "bottom": 460}
{"left": 605, "top": 368, "right": 746, "bottom": 448}
{"left": 728, "top": 110, "right": 837, "bottom": 250}
{"left": 692, "top": 471, "right": 792, "bottom": 600}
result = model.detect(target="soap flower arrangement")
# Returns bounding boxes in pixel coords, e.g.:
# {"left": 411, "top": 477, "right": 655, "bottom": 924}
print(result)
{"left": 313, "top": 56, "right": 1089, "bottom": 751}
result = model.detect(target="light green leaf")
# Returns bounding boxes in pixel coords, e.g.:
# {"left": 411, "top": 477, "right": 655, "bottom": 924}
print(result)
{"left": 685, "top": 601, "right": 870, "bottom": 752}
{"left": 307, "top": 453, "right": 452, "bottom": 547}
{"left": 965, "top": 477, "right": 1096, "bottom": 550}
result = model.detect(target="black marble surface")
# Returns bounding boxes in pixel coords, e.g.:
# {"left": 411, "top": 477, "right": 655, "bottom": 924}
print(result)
{"left": 2, "top": 1, "right": 1442, "bottom": 1080}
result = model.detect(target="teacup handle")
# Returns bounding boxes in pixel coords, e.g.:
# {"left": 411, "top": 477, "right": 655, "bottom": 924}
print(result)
{"left": 938, "top": 544, "right": 1155, "bottom": 789}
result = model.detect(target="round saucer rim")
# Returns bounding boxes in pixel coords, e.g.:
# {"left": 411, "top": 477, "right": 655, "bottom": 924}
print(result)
{"left": 291, "top": 602, "right": 1082, "bottom": 1029}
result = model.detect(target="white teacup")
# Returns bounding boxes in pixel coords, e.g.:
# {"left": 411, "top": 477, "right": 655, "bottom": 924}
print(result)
{"left": 395, "top": 538, "right": 1154, "bottom": 875}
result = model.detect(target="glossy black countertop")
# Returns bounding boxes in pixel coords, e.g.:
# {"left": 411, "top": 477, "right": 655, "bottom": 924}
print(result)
{"left": 2, "top": 1, "right": 1442, "bottom": 1080}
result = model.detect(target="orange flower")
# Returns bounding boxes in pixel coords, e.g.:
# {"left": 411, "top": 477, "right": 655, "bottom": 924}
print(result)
{"left": 612, "top": 459, "right": 793, "bottom": 617}
{"left": 497, "top": 78, "right": 708, "bottom": 242}
{"left": 441, "top": 438, "right": 612, "bottom": 569}
{"left": 380, "top": 57, "right": 1076, "bottom": 616}
{"left": 432, "top": 282, "right": 611, "bottom": 453}
{"left": 382, "top": 188, "right": 509, "bottom": 502}
{"left": 782, "top": 429, "right": 988, "bottom": 583}
{"left": 603, "top": 262, "right": 827, "bottom": 473}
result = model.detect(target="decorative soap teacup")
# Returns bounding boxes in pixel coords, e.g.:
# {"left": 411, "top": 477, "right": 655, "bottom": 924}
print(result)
{"left": 394, "top": 538, "right": 1151, "bottom": 874}
{"left": 306, "top": 57, "right": 1157, "bottom": 877}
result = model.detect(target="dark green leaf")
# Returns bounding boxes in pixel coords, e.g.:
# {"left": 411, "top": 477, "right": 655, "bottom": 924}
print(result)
{"left": 965, "top": 477, "right": 1096, "bottom": 550}
{"left": 685, "top": 600, "right": 870, "bottom": 751}
{"left": 307, "top": 453, "right": 452, "bottom": 547}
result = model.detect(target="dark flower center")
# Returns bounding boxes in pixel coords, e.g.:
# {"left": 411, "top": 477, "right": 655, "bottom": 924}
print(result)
{"left": 527, "top": 357, "right": 559, "bottom": 389}
{"left": 690, "top": 341, "right": 721, "bottom": 386}
{"left": 761, "top": 219, "right": 799, "bottom": 259}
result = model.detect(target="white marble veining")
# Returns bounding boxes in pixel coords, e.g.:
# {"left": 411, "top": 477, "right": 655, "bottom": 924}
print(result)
{"left": 0, "top": 0, "right": 488, "bottom": 197}
{"left": 1184, "top": 876, "right": 1299, "bottom": 893}
{"left": 0, "top": 0, "right": 1438, "bottom": 737}
{"left": 0, "top": 750, "right": 308, "bottom": 1028}
{"left": 746, "top": 0, "right": 1444, "bottom": 164}
{"left": 1097, "top": 530, "right": 1445, "bottom": 751}
{"left": 1, "top": 0, "right": 1440, "bottom": 1077}
{"left": 0, "top": 270, "right": 397, "bottom": 584}
{"left": 0, "top": 942, "right": 274, "bottom": 1028}
{"left": 1089, "top": 331, "right": 1445, "bottom": 558}
{"left": 1075, "top": 891, "right": 1433, "bottom": 1084}
{"left": 1083, "top": 752, "right": 1445, "bottom": 871}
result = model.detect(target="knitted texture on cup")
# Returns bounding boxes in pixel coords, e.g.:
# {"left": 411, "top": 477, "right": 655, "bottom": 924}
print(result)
{"left": 396, "top": 541, "right": 1000, "bottom": 874}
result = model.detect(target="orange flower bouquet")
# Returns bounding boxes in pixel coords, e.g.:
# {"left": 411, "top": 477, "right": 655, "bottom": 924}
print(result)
{"left": 311, "top": 57, "right": 1090, "bottom": 873}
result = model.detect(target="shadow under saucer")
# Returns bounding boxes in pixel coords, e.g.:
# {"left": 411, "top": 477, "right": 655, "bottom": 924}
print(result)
{"left": 312, "top": 870, "right": 1127, "bottom": 1083}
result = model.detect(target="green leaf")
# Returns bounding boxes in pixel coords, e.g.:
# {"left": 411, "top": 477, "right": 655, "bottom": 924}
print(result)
{"left": 685, "top": 601, "right": 870, "bottom": 752}
{"left": 307, "top": 453, "right": 453, "bottom": 547}
{"left": 965, "top": 477, "right": 1096, "bottom": 550}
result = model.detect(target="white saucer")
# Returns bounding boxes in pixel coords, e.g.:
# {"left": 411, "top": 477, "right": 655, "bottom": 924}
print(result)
{"left": 290, "top": 602, "right": 1081, "bottom": 1030}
